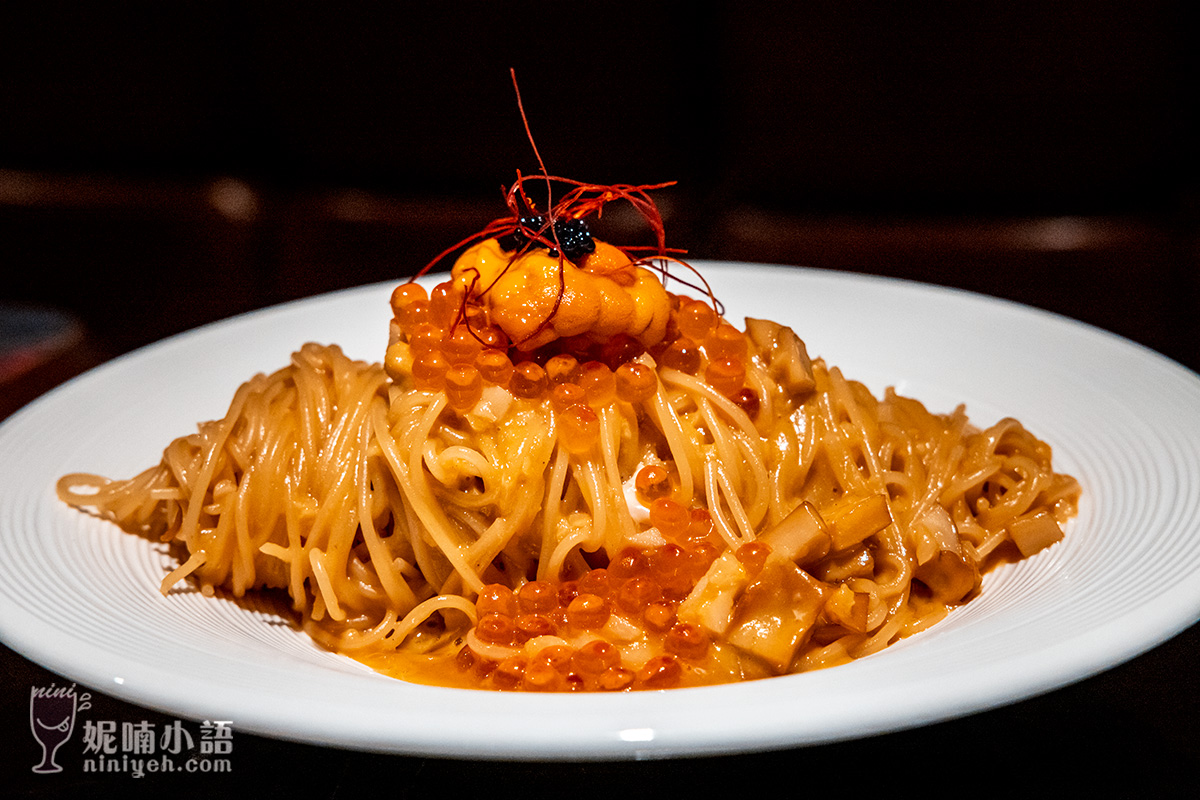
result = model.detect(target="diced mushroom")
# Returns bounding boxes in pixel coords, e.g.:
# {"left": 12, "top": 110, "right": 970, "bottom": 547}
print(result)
{"left": 912, "top": 505, "right": 980, "bottom": 603}
{"left": 464, "top": 384, "right": 514, "bottom": 428}
{"left": 822, "top": 493, "right": 893, "bottom": 551}
{"left": 724, "top": 554, "right": 829, "bottom": 672}
{"left": 744, "top": 317, "right": 816, "bottom": 396}
{"left": 810, "top": 544, "right": 874, "bottom": 583}
{"left": 1008, "top": 508, "right": 1065, "bottom": 557}
{"left": 676, "top": 550, "right": 748, "bottom": 637}
{"left": 760, "top": 501, "right": 831, "bottom": 567}
{"left": 914, "top": 504, "right": 957, "bottom": 558}
{"left": 821, "top": 583, "right": 871, "bottom": 633}
{"left": 915, "top": 550, "right": 980, "bottom": 604}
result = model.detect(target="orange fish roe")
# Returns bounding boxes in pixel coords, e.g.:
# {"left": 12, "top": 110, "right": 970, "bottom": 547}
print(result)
{"left": 397, "top": 299, "right": 432, "bottom": 335}
{"left": 439, "top": 326, "right": 484, "bottom": 366}
{"left": 659, "top": 336, "right": 701, "bottom": 373}
{"left": 390, "top": 281, "right": 428, "bottom": 313}
{"left": 444, "top": 364, "right": 483, "bottom": 410}
{"left": 456, "top": 540, "right": 721, "bottom": 692}
{"left": 56, "top": 77, "right": 1081, "bottom": 702}
{"left": 735, "top": 541, "right": 773, "bottom": 578}
{"left": 385, "top": 260, "right": 752, "bottom": 470}
{"left": 475, "top": 349, "right": 514, "bottom": 388}
{"left": 412, "top": 350, "right": 450, "bottom": 391}
{"left": 509, "top": 361, "right": 549, "bottom": 399}
{"left": 380, "top": 229, "right": 774, "bottom": 692}
{"left": 705, "top": 357, "right": 746, "bottom": 397}
{"left": 634, "top": 464, "right": 671, "bottom": 503}
{"left": 427, "top": 283, "right": 459, "bottom": 326}
{"left": 732, "top": 387, "right": 761, "bottom": 420}
{"left": 704, "top": 321, "right": 747, "bottom": 361}
{"left": 544, "top": 354, "right": 580, "bottom": 385}
{"left": 676, "top": 297, "right": 717, "bottom": 342}
{"left": 648, "top": 497, "right": 691, "bottom": 539}
{"left": 615, "top": 361, "right": 656, "bottom": 403}
{"left": 550, "top": 382, "right": 586, "bottom": 411}
{"left": 408, "top": 322, "right": 443, "bottom": 355}
{"left": 577, "top": 361, "right": 616, "bottom": 406}
{"left": 559, "top": 404, "right": 600, "bottom": 453}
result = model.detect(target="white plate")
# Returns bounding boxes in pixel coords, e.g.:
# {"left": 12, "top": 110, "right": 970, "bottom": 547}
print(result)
{"left": 2, "top": 262, "right": 1199, "bottom": 760}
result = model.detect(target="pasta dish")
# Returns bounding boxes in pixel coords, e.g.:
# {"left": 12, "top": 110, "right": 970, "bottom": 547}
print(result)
{"left": 56, "top": 115, "right": 1079, "bottom": 691}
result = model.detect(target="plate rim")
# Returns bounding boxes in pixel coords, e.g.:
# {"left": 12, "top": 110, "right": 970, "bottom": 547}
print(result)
{"left": 2, "top": 260, "right": 1199, "bottom": 760}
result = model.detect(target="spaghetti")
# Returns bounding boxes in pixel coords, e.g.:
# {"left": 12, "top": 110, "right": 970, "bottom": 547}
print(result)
{"left": 57, "top": 224, "right": 1079, "bottom": 691}
{"left": 56, "top": 81, "right": 1079, "bottom": 688}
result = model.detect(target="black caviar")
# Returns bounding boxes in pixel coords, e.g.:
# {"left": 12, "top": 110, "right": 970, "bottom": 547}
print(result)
{"left": 498, "top": 216, "right": 596, "bottom": 262}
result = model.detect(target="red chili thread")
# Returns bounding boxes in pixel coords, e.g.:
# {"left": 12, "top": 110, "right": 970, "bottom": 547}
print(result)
{"left": 403, "top": 69, "right": 723, "bottom": 347}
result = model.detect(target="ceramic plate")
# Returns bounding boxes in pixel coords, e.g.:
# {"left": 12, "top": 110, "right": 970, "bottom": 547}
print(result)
{"left": 2, "top": 262, "right": 1199, "bottom": 760}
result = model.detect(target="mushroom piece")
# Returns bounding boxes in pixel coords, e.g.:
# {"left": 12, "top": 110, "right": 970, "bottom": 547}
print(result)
{"left": 912, "top": 504, "right": 980, "bottom": 603}
{"left": 821, "top": 583, "right": 871, "bottom": 633}
{"left": 760, "top": 501, "right": 831, "bottom": 567}
{"left": 724, "top": 554, "right": 829, "bottom": 672}
{"left": 744, "top": 317, "right": 816, "bottom": 397}
{"left": 822, "top": 492, "right": 893, "bottom": 552}
{"left": 676, "top": 550, "right": 749, "bottom": 637}
{"left": 1008, "top": 508, "right": 1066, "bottom": 557}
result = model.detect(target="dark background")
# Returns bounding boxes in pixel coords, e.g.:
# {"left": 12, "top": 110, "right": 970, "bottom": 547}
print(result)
{"left": 2, "top": 1, "right": 1197, "bottom": 796}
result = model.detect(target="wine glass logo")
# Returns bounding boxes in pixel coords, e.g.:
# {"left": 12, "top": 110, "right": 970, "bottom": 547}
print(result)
{"left": 29, "top": 685, "right": 79, "bottom": 774}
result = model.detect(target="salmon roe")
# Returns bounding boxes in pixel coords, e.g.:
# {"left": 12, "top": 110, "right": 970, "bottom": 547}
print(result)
{"left": 390, "top": 282, "right": 428, "bottom": 315}
{"left": 408, "top": 322, "right": 443, "bottom": 355}
{"left": 392, "top": 289, "right": 763, "bottom": 692}
{"left": 444, "top": 364, "right": 483, "bottom": 410}
{"left": 649, "top": 497, "right": 690, "bottom": 539}
{"left": 517, "top": 580, "right": 557, "bottom": 614}
{"left": 732, "top": 387, "right": 760, "bottom": 420}
{"left": 704, "top": 321, "right": 747, "bottom": 361}
{"left": 578, "top": 568, "right": 611, "bottom": 597}
{"left": 550, "top": 382, "right": 586, "bottom": 411}
{"left": 635, "top": 464, "right": 671, "bottom": 503}
{"left": 545, "top": 354, "right": 580, "bottom": 385}
{"left": 577, "top": 361, "right": 616, "bottom": 406}
{"left": 572, "top": 640, "right": 620, "bottom": 674}
{"left": 659, "top": 336, "right": 701, "bottom": 374}
{"left": 429, "top": 282, "right": 464, "bottom": 328}
{"left": 559, "top": 403, "right": 600, "bottom": 453}
{"left": 396, "top": 286, "right": 760, "bottom": 452}
{"left": 735, "top": 541, "right": 772, "bottom": 577}
{"left": 440, "top": 326, "right": 483, "bottom": 366}
{"left": 566, "top": 593, "right": 610, "bottom": 630}
{"left": 398, "top": 299, "right": 432, "bottom": 336}
{"left": 510, "top": 361, "right": 549, "bottom": 399}
{"left": 637, "top": 655, "right": 682, "bottom": 689}
{"left": 664, "top": 622, "right": 710, "bottom": 660}
{"left": 705, "top": 357, "right": 746, "bottom": 397}
{"left": 476, "top": 584, "right": 518, "bottom": 617}
{"left": 475, "top": 349, "right": 514, "bottom": 387}
{"left": 461, "top": 537, "right": 723, "bottom": 692}
{"left": 412, "top": 350, "right": 449, "bottom": 391}
{"left": 615, "top": 362, "right": 656, "bottom": 403}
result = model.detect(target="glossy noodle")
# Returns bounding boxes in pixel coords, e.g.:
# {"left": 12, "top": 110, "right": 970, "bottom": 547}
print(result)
{"left": 57, "top": 179, "right": 1079, "bottom": 692}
